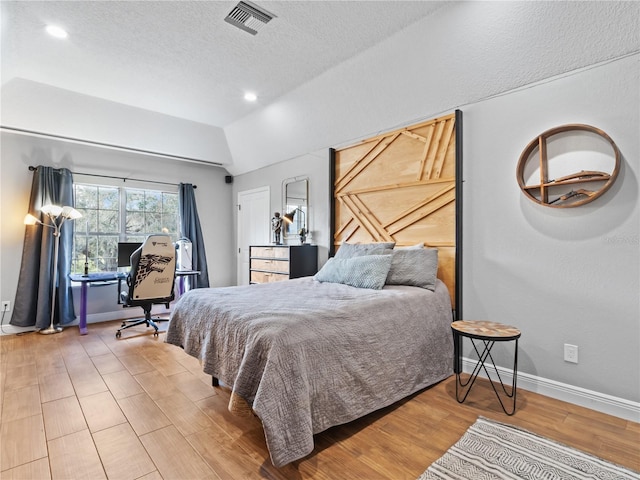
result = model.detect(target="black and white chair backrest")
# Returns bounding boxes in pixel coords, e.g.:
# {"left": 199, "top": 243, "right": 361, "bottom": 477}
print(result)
{"left": 129, "top": 235, "right": 176, "bottom": 301}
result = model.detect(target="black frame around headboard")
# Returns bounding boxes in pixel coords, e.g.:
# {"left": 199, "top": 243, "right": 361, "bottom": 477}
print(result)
{"left": 329, "top": 109, "right": 463, "bottom": 321}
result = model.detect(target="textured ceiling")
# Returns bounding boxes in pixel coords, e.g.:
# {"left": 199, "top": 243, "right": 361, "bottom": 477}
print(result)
{"left": 1, "top": 1, "right": 445, "bottom": 128}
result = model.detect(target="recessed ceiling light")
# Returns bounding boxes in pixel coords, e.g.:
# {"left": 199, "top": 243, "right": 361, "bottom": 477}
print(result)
{"left": 244, "top": 92, "right": 257, "bottom": 102}
{"left": 46, "top": 25, "right": 68, "bottom": 39}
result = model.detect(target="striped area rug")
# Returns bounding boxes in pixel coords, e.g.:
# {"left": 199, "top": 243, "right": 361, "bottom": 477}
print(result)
{"left": 418, "top": 416, "right": 638, "bottom": 479}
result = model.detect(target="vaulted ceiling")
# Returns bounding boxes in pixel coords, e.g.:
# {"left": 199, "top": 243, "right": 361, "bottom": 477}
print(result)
{"left": 2, "top": 2, "right": 637, "bottom": 175}
{"left": 1, "top": 1, "right": 445, "bottom": 127}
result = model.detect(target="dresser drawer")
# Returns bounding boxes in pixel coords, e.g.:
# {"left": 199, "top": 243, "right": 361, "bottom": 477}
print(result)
{"left": 250, "top": 270, "right": 289, "bottom": 283}
{"left": 248, "top": 244, "right": 317, "bottom": 285}
{"left": 250, "top": 258, "right": 289, "bottom": 274}
{"left": 250, "top": 246, "right": 289, "bottom": 259}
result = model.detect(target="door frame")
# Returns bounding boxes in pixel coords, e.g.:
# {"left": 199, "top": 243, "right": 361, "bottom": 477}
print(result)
{"left": 237, "top": 186, "right": 271, "bottom": 285}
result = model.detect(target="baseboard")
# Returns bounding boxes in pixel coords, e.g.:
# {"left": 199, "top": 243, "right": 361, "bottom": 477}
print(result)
{"left": 461, "top": 357, "right": 640, "bottom": 423}
{"left": 0, "top": 323, "right": 36, "bottom": 335}
{"left": 0, "top": 305, "right": 171, "bottom": 336}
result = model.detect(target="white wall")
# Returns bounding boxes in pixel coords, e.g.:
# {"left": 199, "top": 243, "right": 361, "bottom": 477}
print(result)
{"left": 234, "top": 56, "right": 639, "bottom": 411}
{"left": 0, "top": 132, "right": 235, "bottom": 332}
{"left": 231, "top": 149, "right": 331, "bottom": 268}
{"left": 225, "top": 1, "right": 639, "bottom": 175}
{"left": 1, "top": 78, "right": 233, "bottom": 167}
{"left": 462, "top": 55, "right": 639, "bottom": 404}
{"left": 0, "top": 0, "right": 637, "bottom": 418}
{"left": 229, "top": 2, "right": 639, "bottom": 417}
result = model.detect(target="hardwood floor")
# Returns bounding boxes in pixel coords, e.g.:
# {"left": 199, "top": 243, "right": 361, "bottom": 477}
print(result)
{"left": 1, "top": 319, "right": 638, "bottom": 479}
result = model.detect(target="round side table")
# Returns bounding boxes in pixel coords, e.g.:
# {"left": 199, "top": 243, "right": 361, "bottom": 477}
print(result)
{"left": 451, "top": 320, "right": 521, "bottom": 415}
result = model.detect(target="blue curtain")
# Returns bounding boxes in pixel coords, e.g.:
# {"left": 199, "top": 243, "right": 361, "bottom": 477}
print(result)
{"left": 178, "top": 183, "right": 210, "bottom": 288}
{"left": 11, "top": 166, "right": 76, "bottom": 328}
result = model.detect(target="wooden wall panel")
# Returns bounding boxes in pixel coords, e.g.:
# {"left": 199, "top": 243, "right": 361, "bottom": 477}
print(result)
{"left": 332, "top": 112, "right": 459, "bottom": 306}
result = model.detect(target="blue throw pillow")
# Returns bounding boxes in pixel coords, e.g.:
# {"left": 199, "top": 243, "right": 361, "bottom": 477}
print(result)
{"left": 314, "top": 254, "right": 393, "bottom": 290}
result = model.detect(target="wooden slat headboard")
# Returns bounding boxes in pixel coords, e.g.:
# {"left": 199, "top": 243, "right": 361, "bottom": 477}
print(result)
{"left": 330, "top": 110, "right": 462, "bottom": 319}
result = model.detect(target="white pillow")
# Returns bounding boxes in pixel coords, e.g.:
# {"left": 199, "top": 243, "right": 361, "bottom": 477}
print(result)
{"left": 394, "top": 242, "right": 424, "bottom": 249}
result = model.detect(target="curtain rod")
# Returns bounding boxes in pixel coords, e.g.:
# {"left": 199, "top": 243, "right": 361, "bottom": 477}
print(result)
{"left": 2, "top": 125, "right": 222, "bottom": 167}
{"left": 28, "top": 166, "right": 197, "bottom": 189}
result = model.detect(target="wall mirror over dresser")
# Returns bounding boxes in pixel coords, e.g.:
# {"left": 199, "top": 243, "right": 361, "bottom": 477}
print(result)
{"left": 282, "top": 177, "right": 309, "bottom": 242}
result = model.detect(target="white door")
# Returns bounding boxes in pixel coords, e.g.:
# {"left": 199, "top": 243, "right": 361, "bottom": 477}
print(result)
{"left": 237, "top": 186, "right": 270, "bottom": 285}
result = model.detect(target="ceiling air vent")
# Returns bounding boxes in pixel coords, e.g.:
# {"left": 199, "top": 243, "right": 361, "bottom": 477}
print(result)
{"left": 224, "top": 1, "right": 276, "bottom": 35}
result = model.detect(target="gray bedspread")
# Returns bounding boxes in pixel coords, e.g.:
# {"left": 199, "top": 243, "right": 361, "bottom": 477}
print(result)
{"left": 165, "top": 277, "right": 453, "bottom": 467}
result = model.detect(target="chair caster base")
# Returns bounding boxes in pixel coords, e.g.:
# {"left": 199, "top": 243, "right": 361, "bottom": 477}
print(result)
{"left": 116, "top": 310, "right": 165, "bottom": 339}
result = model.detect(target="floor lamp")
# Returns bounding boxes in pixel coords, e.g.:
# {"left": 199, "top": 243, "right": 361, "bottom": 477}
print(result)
{"left": 24, "top": 204, "right": 82, "bottom": 334}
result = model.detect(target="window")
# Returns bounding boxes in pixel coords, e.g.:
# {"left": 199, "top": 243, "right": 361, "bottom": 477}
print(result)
{"left": 72, "top": 183, "right": 179, "bottom": 273}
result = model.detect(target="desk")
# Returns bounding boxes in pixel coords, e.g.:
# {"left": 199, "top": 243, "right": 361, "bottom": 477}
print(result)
{"left": 176, "top": 270, "right": 201, "bottom": 297}
{"left": 70, "top": 270, "right": 200, "bottom": 335}
{"left": 70, "top": 272, "right": 126, "bottom": 335}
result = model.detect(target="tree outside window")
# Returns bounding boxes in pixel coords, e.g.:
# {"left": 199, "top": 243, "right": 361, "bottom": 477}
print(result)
{"left": 72, "top": 184, "right": 179, "bottom": 273}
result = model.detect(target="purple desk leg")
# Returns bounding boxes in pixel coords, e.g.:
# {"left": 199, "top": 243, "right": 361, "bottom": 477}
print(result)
{"left": 79, "top": 282, "right": 88, "bottom": 335}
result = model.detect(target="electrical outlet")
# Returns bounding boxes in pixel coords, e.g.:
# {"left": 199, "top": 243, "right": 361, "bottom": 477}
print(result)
{"left": 564, "top": 344, "right": 578, "bottom": 363}
{"left": 1, "top": 301, "right": 10, "bottom": 312}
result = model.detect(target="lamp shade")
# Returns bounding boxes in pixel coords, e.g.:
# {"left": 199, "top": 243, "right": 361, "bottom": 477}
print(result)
{"left": 283, "top": 211, "right": 295, "bottom": 224}
{"left": 24, "top": 213, "right": 39, "bottom": 225}
{"left": 284, "top": 208, "right": 305, "bottom": 224}
{"left": 61, "top": 206, "right": 82, "bottom": 219}
{"left": 41, "top": 204, "right": 63, "bottom": 216}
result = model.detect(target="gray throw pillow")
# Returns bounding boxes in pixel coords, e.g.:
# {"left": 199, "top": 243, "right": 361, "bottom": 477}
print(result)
{"left": 314, "top": 254, "right": 393, "bottom": 290}
{"left": 386, "top": 248, "right": 438, "bottom": 290}
{"left": 333, "top": 242, "right": 395, "bottom": 259}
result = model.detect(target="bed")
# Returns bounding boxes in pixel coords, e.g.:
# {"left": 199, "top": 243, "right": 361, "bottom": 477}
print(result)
{"left": 166, "top": 275, "right": 453, "bottom": 466}
{"left": 165, "top": 111, "right": 462, "bottom": 467}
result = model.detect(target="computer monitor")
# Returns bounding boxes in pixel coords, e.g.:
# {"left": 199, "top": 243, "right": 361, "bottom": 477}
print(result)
{"left": 117, "top": 242, "right": 142, "bottom": 268}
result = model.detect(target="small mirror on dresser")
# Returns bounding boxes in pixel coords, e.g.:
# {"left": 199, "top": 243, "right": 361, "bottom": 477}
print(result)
{"left": 282, "top": 177, "right": 309, "bottom": 242}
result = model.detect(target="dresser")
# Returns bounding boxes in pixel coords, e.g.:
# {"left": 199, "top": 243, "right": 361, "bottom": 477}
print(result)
{"left": 249, "top": 245, "right": 318, "bottom": 284}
